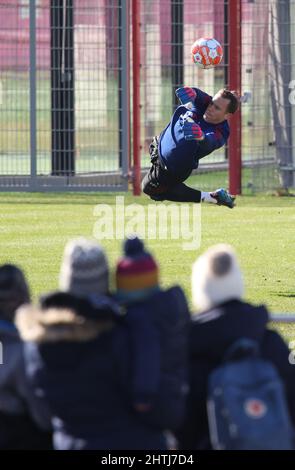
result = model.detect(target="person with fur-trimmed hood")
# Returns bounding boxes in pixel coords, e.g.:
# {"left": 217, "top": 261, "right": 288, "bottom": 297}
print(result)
{"left": 16, "top": 238, "right": 184, "bottom": 450}
{"left": 176, "top": 244, "right": 295, "bottom": 450}
{"left": 0, "top": 264, "right": 52, "bottom": 449}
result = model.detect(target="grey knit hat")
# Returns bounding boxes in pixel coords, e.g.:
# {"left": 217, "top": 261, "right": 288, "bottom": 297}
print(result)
{"left": 59, "top": 238, "right": 109, "bottom": 297}
{"left": 192, "top": 244, "right": 244, "bottom": 311}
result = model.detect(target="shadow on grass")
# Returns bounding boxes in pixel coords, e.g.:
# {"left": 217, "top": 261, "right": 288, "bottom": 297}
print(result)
{"left": 274, "top": 293, "right": 295, "bottom": 298}
{"left": 0, "top": 193, "right": 131, "bottom": 205}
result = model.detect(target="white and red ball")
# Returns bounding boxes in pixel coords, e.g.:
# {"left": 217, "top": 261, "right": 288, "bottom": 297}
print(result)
{"left": 191, "top": 38, "right": 223, "bottom": 69}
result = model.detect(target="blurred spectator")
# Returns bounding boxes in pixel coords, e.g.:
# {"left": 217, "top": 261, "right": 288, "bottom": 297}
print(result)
{"left": 116, "top": 236, "right": 190, "bottom": 433}
{"left": 176, "top": 244, "right": 295, "bottom": 449}
{"left": 16, "top": 238, "right": 186, "bottom": 450}
{"left": 59, "top": 237, "right": 109, "bottom": 296}
{"left": 0, "top": 264, "right": 52, "bottom": 449}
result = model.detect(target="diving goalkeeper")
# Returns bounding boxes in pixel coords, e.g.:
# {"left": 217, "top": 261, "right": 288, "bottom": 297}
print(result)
{"left": 142, "top": 87, "right": 239, "bottom": 208}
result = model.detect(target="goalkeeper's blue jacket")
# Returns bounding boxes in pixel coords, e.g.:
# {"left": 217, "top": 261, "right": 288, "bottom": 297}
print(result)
{"left": 158, "top": 87, "right": 230, "bottom": 180}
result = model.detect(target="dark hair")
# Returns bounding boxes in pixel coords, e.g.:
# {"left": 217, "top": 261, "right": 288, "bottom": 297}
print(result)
{"left": 219, "top": 89, "right": 240, "bottom": 114}
{"left": 0, "top": 264, "right": 30, "bottom": 322}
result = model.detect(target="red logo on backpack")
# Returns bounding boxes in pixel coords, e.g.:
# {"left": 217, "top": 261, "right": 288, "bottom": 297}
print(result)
{"left": 244, "top": 399, "right": 267, "bottom": 419}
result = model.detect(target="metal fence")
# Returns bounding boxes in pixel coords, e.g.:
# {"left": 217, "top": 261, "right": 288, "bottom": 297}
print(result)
{"left": 137, "top": 0, "right": 295, "bottom": 193}
{"left": 0, "top": 0, "right": 129, "bottom": 191}
{"left": 0, "top": 0, "right": 294, "bottom": 192}
{"left": 138, "top": 0, "right": 233, "bottom": 194}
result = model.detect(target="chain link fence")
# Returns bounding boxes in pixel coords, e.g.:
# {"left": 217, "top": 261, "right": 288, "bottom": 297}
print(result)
{"left": 138, "top": 0, "right": 295, "bottom": 193}
{"left": 0, "top": 0, "right": 294, "bottom": 192}
{"left": 0, "top": 0, "right": 128, "bottom": 190}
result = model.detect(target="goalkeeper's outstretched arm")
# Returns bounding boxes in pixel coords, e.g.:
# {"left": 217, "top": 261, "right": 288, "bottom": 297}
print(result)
{"left": 175, "top": 87, "right": 197, "bottom": 109}
{"left": 176, "top": 86, "right": 212, "bottom": 110}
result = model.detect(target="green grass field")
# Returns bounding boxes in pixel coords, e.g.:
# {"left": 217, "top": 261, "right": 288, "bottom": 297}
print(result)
{"left": 0, "top": 191, "right": 294, "bottom": 316}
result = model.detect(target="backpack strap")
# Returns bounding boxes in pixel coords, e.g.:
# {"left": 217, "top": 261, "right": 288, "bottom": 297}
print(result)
{"left": 223, "top": 338, "right": 259, "bottom": 363}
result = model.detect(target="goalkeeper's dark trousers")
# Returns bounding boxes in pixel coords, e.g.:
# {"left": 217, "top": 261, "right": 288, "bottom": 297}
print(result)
{"left": 141, "top": 137, "right": 201, "bottom": 203}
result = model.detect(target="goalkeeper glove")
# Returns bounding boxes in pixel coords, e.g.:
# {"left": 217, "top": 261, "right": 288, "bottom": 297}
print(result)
{"left": 175, "top": 86, "right": 197, "bottom": 107}
{"left": 182, "top": 117, "right": 204, "bottom": 141}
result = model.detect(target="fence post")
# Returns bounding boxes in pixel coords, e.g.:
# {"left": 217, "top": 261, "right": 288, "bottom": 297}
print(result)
{"left": 171, "top": 0, "right": 183, "bottom": 109}
{"left": 132, "top": 0, "right": 141, "bottom": 195}
{"left": 119, "top": 0, "right": 130, "bottom": 185}
{"left": 29, "top": 0, "right": 37, "bottom": 187}
{"left": 228, "top": 0, "right": 242, "bottom": 195}
{"left": 50, "top": 0, "right": 75, "bottom": 176}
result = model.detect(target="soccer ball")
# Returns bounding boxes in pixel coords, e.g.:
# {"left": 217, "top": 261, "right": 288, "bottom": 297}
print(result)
{"left": 191, "top": 38, "right": 223, "bottom": 69}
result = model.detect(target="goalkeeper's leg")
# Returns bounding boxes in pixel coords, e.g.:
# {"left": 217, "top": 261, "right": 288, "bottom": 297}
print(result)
{"left": 142, "top": 161, "right": 201, "bottom": 203}
{"left": 151, "top": 185, "right": 235, "bottom": 208}
{"left": 141, "top": 159, "right": 176, "bottom": 198}
{"left": 142, "top": 172, "right": 235, "bottom": 207}
{"left": 145, "top": 181, "right": 202, "bottom": 203}
{"left": 141, "top": 136, "right": 202, "bottom": 202}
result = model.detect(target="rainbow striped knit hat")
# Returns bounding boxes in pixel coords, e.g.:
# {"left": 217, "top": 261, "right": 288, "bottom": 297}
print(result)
{"left": 116, "top": 236, "right": 159, "bottom": 303}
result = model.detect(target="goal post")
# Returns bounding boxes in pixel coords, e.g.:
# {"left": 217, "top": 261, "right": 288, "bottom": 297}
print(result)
{"left": 228, "top": 0, "right": 242, "bottom": 195}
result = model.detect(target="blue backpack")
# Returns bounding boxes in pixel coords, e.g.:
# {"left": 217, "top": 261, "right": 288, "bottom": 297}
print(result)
{"left": 207, "top": 338, "right": 294, "bottom": 450}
